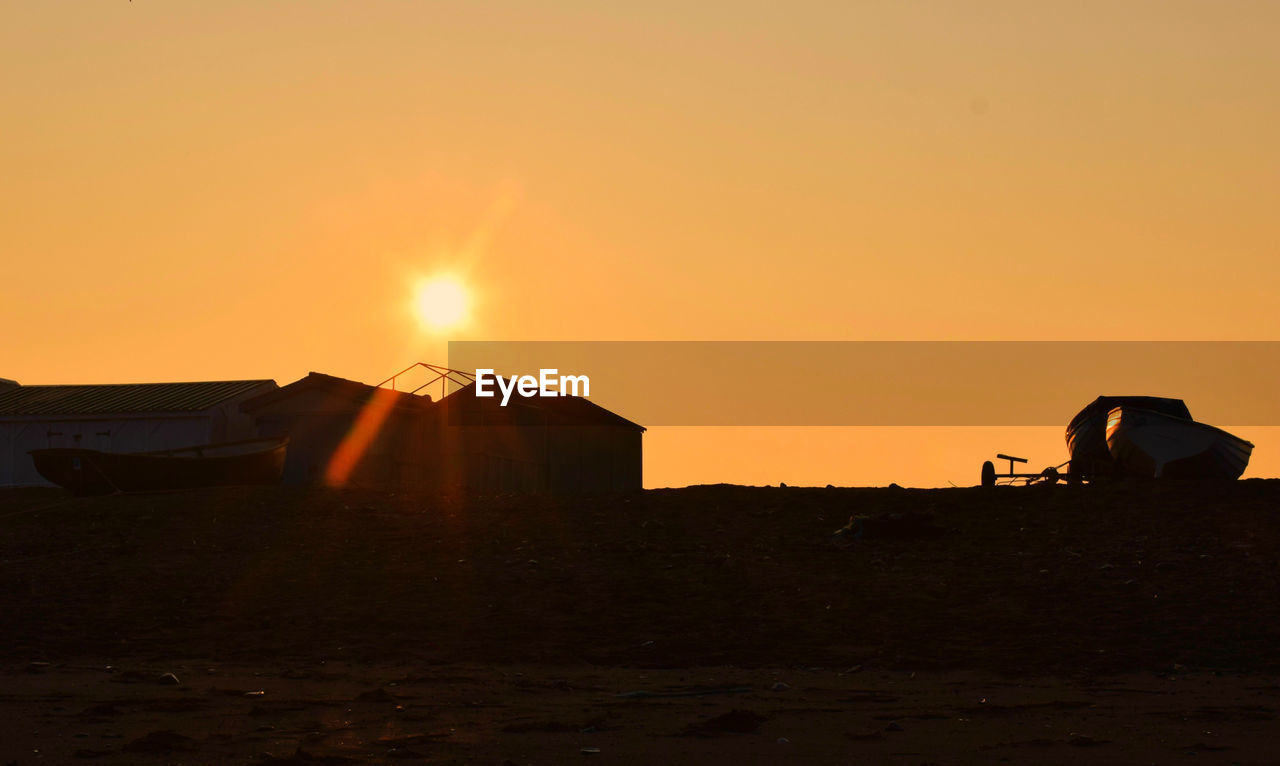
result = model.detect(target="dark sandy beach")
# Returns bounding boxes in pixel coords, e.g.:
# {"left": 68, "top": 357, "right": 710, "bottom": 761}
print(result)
{"left": 2, "top": 481, "right": 1278, "bottom": 763}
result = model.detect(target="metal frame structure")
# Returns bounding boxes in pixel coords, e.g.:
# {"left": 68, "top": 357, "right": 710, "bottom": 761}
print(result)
{"left": 377, "top": 363, "right": 476, "bottom": 401}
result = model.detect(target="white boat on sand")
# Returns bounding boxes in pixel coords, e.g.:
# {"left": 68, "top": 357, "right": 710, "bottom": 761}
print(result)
{"left": 1105, "top": 406, "right": 1253, "bottom": 480}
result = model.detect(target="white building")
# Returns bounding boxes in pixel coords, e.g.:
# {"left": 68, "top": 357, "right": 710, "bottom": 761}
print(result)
{"left": 0, "top": 378, "right": 276, "bottom": 487}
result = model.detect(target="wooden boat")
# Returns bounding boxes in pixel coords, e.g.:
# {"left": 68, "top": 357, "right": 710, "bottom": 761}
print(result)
{"left": 29, "top": 436, "right": 288, "bottom": 496}
{"left": 1105, "top": 407, "right": 1252, "bottom": 480}
{"left": 1065, "top": 396, "right": 1192, "bottom": 479}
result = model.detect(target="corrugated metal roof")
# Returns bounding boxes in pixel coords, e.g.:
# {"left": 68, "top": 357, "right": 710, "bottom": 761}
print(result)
{"left": 0, "top": 380, "right": 275, "bottom": 417}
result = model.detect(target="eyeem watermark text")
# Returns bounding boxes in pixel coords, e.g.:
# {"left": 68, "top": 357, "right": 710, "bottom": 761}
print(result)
{"left": 474, "top": 368, "right": 590, "bottom": 406}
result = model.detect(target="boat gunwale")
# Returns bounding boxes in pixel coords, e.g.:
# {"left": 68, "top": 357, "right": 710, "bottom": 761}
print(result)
{"left": 28, "top": 436, "right": 289, "bottom": 462}
{"left": 1106, "top": 406, "right": 1255, "bottom": 449}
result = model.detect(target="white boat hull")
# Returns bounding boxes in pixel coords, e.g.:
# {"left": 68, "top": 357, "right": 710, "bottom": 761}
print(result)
{"left": 1106, "top": 407, "right": 1252, "bottom": 480}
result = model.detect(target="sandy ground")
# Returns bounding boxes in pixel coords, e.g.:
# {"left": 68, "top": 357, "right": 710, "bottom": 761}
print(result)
{"left": 1, "top": 481, "right": 1279, "bottom": 763}
{"left": 3, "top": 662, "right": 1278, "bottom": 764}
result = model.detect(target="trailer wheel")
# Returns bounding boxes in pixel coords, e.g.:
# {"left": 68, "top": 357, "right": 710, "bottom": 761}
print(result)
{"left": 981, "top": 460, "right": 996, "bottom": 488}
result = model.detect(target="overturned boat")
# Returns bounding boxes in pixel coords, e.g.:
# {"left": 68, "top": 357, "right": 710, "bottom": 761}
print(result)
{"left": 29, "top": 436, "right": 288, "bottom": 496}
{"left": 1105, "top": 406, "right": 1253, "bottom": 480}
{"left": 1065, "top": 395, "right": 1194, "bottom": 478}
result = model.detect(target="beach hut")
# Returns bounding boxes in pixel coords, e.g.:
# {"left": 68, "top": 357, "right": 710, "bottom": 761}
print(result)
{"left": 240, "top": 372, "right": 436, "bottom": 488}
{"left": 0, "top": 378, "right": 276, "bottom": 487}
{"left": 242, "top": 371, "right": 644, "bottom": 493}
{"left": 432, "top": 381, "right": 644, "bottom": 493}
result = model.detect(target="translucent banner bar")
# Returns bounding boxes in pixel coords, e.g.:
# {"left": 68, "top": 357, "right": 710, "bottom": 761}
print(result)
{"left": 447, "top": 341, "right": 1280, "bottom": 426}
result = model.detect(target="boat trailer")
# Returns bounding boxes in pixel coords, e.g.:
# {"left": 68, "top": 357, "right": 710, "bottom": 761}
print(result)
{"left": 981, "top": 453, "right": 1075, "bottom": 487}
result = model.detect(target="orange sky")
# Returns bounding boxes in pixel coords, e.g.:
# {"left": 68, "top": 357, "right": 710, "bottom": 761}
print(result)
{"left": 3, "top": 2, "right": 1277, "bottom": 487}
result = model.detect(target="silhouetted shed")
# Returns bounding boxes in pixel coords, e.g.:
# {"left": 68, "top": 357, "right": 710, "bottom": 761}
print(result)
{"left": 238, "top": 365, "right": 646, "bottom": 493}
{"left": 0, "top": 378, "right": 276, "bottom": 487}
{"left": 240, "top": 372, "right": 436, "bottom": 488}
{"left": 432, "top": 382, "right": 644, "bottom": 493}
{"left": 243, "top": 372, "right": 643, "bottom": 493}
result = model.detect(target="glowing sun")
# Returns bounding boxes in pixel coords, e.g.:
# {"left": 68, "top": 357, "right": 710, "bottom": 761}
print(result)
{"left": 413, "top": 276, "right": 469, "bottom": 331}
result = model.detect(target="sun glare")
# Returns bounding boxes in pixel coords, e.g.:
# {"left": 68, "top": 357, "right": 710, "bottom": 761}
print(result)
{"left": 413, "top": 276, "right": 469, "bottom": 331}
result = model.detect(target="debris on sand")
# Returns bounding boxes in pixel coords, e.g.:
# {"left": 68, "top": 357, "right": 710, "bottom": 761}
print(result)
{"left": 110, "top": 669, "right": 159, "bottom": 684}
{"left": 122, "top": 730, "right": 194, "bottom": 754}
{"left": 73, "top": 747, "right": 113, "bottom": 758}
{"left": 255, "top": 748, "right": 359, "bottom": 764}
{"left": 615, "top": 686, "right": 751, "bottom": 699}
{"left": 832, "top": 511, "right": 945, "bottom": 543}
{"left": 79, "top": 702, "right": 121, "bottom": 718}
{"left": 501, "top": 719, "right": 580, "bottom": 733}
{"left": 686, "top": 709, "right": 767, "bottom": 735}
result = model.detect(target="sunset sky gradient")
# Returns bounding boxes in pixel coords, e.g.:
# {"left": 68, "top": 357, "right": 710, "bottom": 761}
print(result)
{"left": 3, "top": 2, "right": 1277, "bottom": 486}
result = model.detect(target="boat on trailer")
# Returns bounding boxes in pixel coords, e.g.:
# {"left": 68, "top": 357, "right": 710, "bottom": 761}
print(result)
{"left": 981, "top": 395, "right": 1254, "bottom": 485}
{"left": 1106, "top": 407, "right": 1253, "bottom": 480}
{"left": 29, "top": 436, "right": 288, "bottom": 496}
